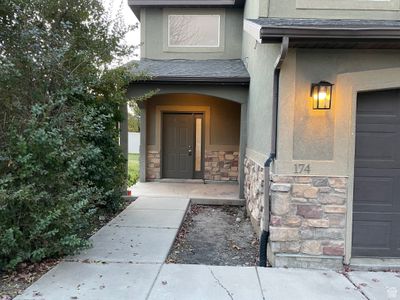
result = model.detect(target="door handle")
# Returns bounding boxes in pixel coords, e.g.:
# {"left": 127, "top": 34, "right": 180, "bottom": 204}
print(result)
{"left": 188, "top": 146, "right": 192, "bottom": 156}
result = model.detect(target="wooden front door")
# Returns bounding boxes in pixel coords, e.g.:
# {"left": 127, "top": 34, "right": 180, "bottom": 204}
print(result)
{"left": 162, "top": 113, "right": 195, "bottom": 179}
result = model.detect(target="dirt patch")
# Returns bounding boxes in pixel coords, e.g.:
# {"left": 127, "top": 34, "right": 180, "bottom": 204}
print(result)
{"left": 0, "top": 259, "right": 60, "bottom": 300}
{"left": 167, "top": 205, "right": 259, "bottom": 266}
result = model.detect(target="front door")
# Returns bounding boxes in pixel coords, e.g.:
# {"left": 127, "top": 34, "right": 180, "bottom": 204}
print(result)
{"left": 162, "top": 113, "right": 195, "bottom": 179}
{"left": 353, "top": 89, "right": 400, "bottom": 258}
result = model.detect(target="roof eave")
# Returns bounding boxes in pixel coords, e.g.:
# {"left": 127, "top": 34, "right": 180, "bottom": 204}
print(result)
{"left": 244, "top": 19, "right": 400, "bottom": 48}
{"left": 260, "top": 28, "right": 400, "bottom": 40}
{"left": 128, "top": 5, "right": 141, "bottom": 20}
{"left": 129, "top": 0, "right": 245, "bottom": 19}
{"left": 128, "top": 0, "right": 245, "bottom": 8}
{"left": 133, "top": 76, "right": 250, "bottom": 85}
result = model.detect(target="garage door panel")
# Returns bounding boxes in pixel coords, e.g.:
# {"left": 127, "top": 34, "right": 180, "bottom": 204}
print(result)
{"left": 352, "top": 219, "right": 391, "bottom": 250}
{"left": 353, "top": 174, "right": 395, "bottom": 211}
{"left": 357, "top": 89, "right": 400, "bottom": 125}
{"left": 355, "top": 129, "right": 400, "bottom": 168}
{"left": 352, "top": 213, "right": 400, "bottom": 257}
{"left": 353, "top": 89, "right": 400, "bottom": 258}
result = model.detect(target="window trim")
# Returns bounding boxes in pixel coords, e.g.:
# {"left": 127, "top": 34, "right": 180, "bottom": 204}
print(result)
{"left": 167, "top": 14, "right": 221, "bottom": 48}
{"left": 296, "top": 0, "right": 400, "bottom": 11}
{"left": 163, "top": 8, "right": 225, "bottom": 53}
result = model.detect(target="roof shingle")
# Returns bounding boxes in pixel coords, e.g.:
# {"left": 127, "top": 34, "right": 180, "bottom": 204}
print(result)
{"left": 129, "top": 59, "right": 250, "bottom": 84}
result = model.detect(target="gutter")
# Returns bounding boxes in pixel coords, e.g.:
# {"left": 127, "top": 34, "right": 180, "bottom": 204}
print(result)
{"left": 259, "top": 36, "right": 289, "bottom": 267}
{"left": 134, "top": 77, "right": 250, "bottom": 86}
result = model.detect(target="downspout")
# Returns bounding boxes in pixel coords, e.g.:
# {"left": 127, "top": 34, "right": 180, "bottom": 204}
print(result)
{"left": 259, "top": 36, "right": 289, "bottom": 267}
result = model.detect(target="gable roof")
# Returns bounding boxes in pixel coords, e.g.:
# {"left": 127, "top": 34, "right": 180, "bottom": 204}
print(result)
{"left": 128, "top": 59, "right": 250, "bottom": 85}
{"left": 244, "top": 18, "right": 400, "bottom": 48}
{"left": 128, "top": 0, "right": 245, "bottom": 17}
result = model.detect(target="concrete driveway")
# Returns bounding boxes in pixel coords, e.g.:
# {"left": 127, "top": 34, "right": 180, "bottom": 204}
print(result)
{"left": 15, "top": 196, "right": 400, "bottom": 300}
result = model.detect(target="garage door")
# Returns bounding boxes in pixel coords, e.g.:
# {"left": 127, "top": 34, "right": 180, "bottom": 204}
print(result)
{"left": 353, "top": 89, "right": 400, "bottom": 258}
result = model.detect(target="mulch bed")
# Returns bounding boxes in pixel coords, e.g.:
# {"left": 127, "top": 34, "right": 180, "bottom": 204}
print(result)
{"left": 0, "top": 259, "right": 60, "bottom": 300}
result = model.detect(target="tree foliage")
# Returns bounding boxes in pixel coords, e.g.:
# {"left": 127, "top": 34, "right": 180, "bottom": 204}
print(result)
{"left": 0, "top": 0, "right": 141, "bottom": 270}
{"left": 128, "top": 113, "right": 140, "bottom": 132}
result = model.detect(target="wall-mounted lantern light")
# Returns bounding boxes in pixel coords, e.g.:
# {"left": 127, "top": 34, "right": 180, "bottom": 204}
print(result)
{"left": 311, "top": 81, "right": 334, "bottom": 110}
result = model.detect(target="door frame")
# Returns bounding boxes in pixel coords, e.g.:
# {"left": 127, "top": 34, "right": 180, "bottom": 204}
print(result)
{"left": 351, "top": 89, "right": 400, "bottom": 259}
{"left": 160, "top": 111, "right": 205, "bottom": 179}
{"left": 333, "top": 67, "right": 400, "bottom": 264}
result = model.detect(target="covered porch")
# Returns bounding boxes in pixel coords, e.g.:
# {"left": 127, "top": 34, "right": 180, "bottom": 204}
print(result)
{"left": 127, "top": 59, "right": 249, "bottom": 197}
{"left": 130, "top": 181, "right": 243, "bottom": 205}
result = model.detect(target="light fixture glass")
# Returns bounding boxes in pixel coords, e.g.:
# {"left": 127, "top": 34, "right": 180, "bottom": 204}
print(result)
{"left": 311, "top": 81, "right": 333, "bottom": 110}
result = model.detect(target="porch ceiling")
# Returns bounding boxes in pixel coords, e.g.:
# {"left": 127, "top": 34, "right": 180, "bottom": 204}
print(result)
{"left": 129, "top": 59, "right": 250, "bottom": 85}
{"left": 245, "top": 18, "right": 400, "bottom": 49}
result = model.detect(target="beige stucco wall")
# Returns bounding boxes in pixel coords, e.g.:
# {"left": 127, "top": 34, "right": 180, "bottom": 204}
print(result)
{"left": 276, "top": 49, "right": 400, "bottom": 177}
{"left": 275, "top": 50, "right": 400, "bottom": 264}
{"left": 141, "top": 8, "right": 243, "bottom": 60}
{"left": 243, "top": 0, "right": 270, "bottom": 19}
{"left": 274, "top": 62, "right": 400, "bottom": 264}
{"left": 146, "top": 94, "right": 240, "bottom": 152}
{"left": 242, "top": 0, "right": 400, "bottom": 267}
{"left": 241, "top": 32, "right": 280, "bottom": 166}
{"left": 266, "top": 0, "right": 400, "bottom": 19}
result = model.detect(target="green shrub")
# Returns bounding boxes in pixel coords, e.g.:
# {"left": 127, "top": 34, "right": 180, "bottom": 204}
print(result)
{"left": 128, "top": 154, "right": 140, "bottom": 186}
{"left": 0, "top": 98, "right": 127, "bottom": 270}
{"left": 0, "top": 0, "right": 141, "bottom": 270}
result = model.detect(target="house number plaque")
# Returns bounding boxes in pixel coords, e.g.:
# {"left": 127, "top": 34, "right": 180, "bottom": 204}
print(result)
{"left": 294, "top": 164, "right": 311, "bottom": 174}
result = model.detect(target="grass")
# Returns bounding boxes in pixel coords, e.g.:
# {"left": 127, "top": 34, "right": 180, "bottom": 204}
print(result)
{"left": 128, "top": 153, "right": 140, "bottom": 186}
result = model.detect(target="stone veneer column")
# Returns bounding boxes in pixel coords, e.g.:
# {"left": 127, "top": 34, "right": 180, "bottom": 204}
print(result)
{"left": 244, "top": 157, "right": 264, "bottom": 235}
{"left": 146, "top": 150, "right": 160, "bottom": 180}
{"left": 269, "top": 175, "right": 348, "bottom": 269}
{"left": 204, "top": 151, "right": 239, "bottom": 181}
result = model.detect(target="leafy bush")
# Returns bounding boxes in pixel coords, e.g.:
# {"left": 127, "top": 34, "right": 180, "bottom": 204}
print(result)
{"left": 0, "top": 0, "right": 140, "bottom": 270}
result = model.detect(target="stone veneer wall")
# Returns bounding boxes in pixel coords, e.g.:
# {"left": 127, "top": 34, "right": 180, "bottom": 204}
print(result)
{"left": 146, "top": 150, "right": 160, "bottom": 180}
{"left": 269, "top": 175, "right": 348, "bottom": 268}
{"left": 243, "top": 155, "right": 349, "bottom": 269}
{"left": 204, "top": 151, "right": 239, "bottom": 181}
{"left": 244, "top": 157, "right": 265, "bottom": 233}
{"left": 146, "top": 150, "right": 239, "bottom": 181}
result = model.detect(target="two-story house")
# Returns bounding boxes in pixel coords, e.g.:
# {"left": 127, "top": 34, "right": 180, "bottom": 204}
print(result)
{"left": 127, "top": 0, "right": 400, "bottom": 270}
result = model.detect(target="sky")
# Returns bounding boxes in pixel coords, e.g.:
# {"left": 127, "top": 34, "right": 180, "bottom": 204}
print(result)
{"left": 101, "top": 0, "right": 140, "bottom": 114}
{"left": 102, "top": 0, "right": 141, "bottom": 61}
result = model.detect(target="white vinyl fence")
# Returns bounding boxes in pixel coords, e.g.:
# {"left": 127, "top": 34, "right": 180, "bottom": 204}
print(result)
{"left": 128, "top": 132, "right": 140, "bottom": 154}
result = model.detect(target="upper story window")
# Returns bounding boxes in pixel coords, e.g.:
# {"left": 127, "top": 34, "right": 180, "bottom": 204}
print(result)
{"left": 163, "top": 9, "right": 225, "bottom": 53}
{"left": 296, "top": 0, "right": 400, "bottom": 10}
{"left": 168, "top": 15, "right": 220, "bottom": 47}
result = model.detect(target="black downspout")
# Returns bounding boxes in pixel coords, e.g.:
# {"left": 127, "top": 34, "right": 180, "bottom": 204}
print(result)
{"left": 259, "top": 153, "right": 275, "bottom": 267}
{"left": 259, "top": 36, "right": 289, "bottom": 267}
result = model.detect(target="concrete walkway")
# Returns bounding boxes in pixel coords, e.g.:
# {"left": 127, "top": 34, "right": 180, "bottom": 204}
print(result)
{"left": 130, "top": 182, "right": 244, "bottom": 205}
{"left": 16, "top": 196, "right": 400, "bottom": 300}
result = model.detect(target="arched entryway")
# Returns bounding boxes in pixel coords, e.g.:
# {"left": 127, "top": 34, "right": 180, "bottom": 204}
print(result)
{"left": 144, "top": 93, "right": 242, "bottom": 183}
{"left": 127, "top": 80, "right": 249, "bottom": 198}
